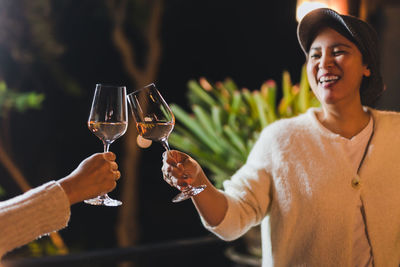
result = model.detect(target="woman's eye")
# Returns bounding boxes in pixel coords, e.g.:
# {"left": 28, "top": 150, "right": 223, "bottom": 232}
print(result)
{"left": 333, "top": 50, "right": 345, "bottom": 56}
{"left": 310, "top": 54, "right": 320, "bottom": 59}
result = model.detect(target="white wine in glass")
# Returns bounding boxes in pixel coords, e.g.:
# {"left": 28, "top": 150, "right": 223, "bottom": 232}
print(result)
{"left": 85, "top": 84, "right": 128, "bottom": 206}
{"left": 136, "top": 121, "right": 175, "bottom": 149}
{"left": 127, "top": 83, "right": 206, "bottom": 203}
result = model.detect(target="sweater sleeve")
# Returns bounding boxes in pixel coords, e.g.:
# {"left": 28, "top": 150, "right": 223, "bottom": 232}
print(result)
{"left": 200, "top": 126, "right": 274, "bottom": 241}
{"left": 0, "top": 181, "right": 71, "bottom": 258}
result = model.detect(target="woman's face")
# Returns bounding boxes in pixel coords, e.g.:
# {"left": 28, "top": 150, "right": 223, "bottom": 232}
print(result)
{"left": 306, "top": 27, "right": 371, "bottom": 107}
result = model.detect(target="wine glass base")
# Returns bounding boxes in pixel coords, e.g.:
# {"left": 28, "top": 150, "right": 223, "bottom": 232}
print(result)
{"left": 172, "top": 185, "right": 207, "bottom": 203}
{"left": 84, "top": 194, "right": 122, "bottom": 207}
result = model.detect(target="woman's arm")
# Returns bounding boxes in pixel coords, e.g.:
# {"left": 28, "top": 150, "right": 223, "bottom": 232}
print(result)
{"left": 163, "top": 150, "right": 228, "bottom": 226}
{"left": 0, "top": 152, "right": 120, "bottom": 259}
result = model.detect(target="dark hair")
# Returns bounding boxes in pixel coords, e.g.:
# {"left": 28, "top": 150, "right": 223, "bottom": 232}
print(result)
{"left": 297, "top": 8, "right": 384, "bottom": 107}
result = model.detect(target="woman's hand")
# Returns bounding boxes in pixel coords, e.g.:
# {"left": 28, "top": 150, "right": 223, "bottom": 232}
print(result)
{"left": 162, "top": 150, "right": 205, "bottom": 191}
{"left": 59, "top": 152, "right": 120, "bottom": 205}
{"left": 162, "top": 150, "right": 228, "bottom": 226}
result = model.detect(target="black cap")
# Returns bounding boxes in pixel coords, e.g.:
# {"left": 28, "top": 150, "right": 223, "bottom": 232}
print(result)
{"left": 297, "top": 8, "right": 384, "bottom": 106}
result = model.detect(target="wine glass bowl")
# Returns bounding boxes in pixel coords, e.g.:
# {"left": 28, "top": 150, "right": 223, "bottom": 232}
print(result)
{"left": 88, "top": 121, "right": 128, "bottom": 147}
{"left": 85, "top": 84, "right": 128, "bottom": 206}
{"left": 127, "top": 83, "right": 206, "bottom": 203}
{"left": 128, "top": 84, "right": 175, "bottom": 150}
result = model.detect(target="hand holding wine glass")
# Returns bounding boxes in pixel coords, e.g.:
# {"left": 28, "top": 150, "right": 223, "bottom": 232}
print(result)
{"left": 127, "top": 83, "right": 206, "bottom": 203}
{"left": 86, "top": 84, "right": 128, "bottom": 206}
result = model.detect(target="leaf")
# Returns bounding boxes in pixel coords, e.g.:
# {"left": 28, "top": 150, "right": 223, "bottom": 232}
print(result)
{"left": 211, "top": 106, "right": 223, "bottom": 134}
{"left": 171, "top": 104, "right": 223, "bottom": 154}
{"left": 187, "top": 80, "right": 216, "bottom": 107}
{"left": 228, "top": 91, "right": 242, "bottom": 127}
{"left": 242, "top": 88, "right": 258, "bottom": 120}
{"left": 214, "top": 81, "right": 231, "bottom": 107}
{"left": 279, "top": 70, "right": 295, "bottom": 117}
{"left": 169, "top": 132, "right": 202, "bottom": 153}
{"left": 193, "top": 105, "right": 220, "bottom": 143}
{"left": 261, "top": 80, "right": 277, "bottom": 123}
{"left": 282, "top": 70, "right": 292, "bottom": 100}
{"left": 297, "top": 64, "right": 310, "bottom": 113}
{"left": 223, "top": 78, "right": 239, "bottom": 94}
{"left": 170, "top": 132, "right": 236, "bottom": 176}
{"left": 253, "top": 91, "right": 268, "bottom": 129}
{"left": 223, "top": 124, "right": 247, "bottom": 159}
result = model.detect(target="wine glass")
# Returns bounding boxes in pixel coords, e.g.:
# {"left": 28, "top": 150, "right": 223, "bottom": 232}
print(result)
{"left": 127, "top": 83, "right": 206, "bottom": 203}
{"left": 85, "top": 84, "right": 128, "bottom": 206}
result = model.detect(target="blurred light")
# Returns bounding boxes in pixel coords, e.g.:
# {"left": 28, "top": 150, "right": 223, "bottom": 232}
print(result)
{"left": 137, "top": 135, "right": 152, "bottom": 148}
{"left": 296, "top": 0, "right": 348, "bottom": 22}
{"left": 296, "top": 1, "right": 328, "bottom": 22}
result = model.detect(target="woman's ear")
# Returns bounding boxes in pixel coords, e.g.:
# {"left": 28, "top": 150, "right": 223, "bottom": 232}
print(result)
{"left": 363, "top": 66, "right": 371, "bottom": 77}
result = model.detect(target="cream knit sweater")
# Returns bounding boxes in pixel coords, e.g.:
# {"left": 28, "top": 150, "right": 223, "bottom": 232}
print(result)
{"left": 0, "top": 181, "right": 70, "bottom": 260}
{"left": 203, "top": 107, "right": 400, "bottom": 267}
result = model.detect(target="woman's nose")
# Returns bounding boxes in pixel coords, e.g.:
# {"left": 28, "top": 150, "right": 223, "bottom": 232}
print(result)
{"left": 318, "top": 54, "right": 334, "bottom": 69}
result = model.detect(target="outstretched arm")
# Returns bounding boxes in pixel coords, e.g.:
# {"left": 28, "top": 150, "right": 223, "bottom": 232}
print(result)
{"left": 163, "top": 150, "right": 228, "bottom": 226}
{"left": 0, "top": 152, "right": 120, "bottom": 259}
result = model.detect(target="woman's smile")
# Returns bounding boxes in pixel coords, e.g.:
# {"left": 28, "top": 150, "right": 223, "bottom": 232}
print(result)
{"left": 318, "top": 73, "right": 341, "bottom": 88}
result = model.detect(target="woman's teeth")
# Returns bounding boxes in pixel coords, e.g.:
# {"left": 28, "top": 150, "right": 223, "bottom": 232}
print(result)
{"left": 319, "top": 75, "right": 339, "bottom": 84}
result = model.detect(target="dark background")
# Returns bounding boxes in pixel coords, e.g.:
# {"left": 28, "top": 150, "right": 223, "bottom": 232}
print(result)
{"left": 2, "top": 0, "right": 300, "bottom": 246}
{"left": 1, "top": 0, "right": 399, "bottom": 266}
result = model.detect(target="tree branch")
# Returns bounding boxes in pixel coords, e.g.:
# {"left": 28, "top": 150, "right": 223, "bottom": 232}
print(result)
{"left": 107, "top": 0, "right": 144, "bottom": 84}
{"left": 0, "top": 140, "right": 31, "bottom": 192}
{"left": 144, "top": 0, "right": 162, "bottom": 81}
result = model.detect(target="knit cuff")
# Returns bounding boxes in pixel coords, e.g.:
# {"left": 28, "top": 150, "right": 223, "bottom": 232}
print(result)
{"left": 0, "top": 181, "right": 70, "bottom": 258}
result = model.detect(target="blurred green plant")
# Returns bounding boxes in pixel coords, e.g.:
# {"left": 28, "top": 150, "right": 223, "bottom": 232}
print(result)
{"left": 27, "top": 238, "right": 59, "bottom": 257}
{"left": 0, "top": 81, "right": 45, "bottom": 117}
{"left": 169, "top": 65, "right": 320, "bottom": 188}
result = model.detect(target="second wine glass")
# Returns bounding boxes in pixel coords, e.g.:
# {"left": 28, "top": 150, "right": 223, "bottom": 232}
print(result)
{"left": 86, "top": 84, "right": 128, "bottom": 206}
{"left": 127, "top": 83, "right": 206, "bottom": 203}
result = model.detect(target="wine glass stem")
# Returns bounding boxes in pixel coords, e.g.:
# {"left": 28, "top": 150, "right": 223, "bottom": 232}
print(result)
{"left": 103, "top": 141, "right": 111, "bottom": 152}
{"left": 161, "top": 139, "right": 170, "bottom": 151}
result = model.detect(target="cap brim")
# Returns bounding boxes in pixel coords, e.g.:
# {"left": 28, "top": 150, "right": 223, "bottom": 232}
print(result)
{"left": 297, "top": 8, "right": 349, "bottom": 54}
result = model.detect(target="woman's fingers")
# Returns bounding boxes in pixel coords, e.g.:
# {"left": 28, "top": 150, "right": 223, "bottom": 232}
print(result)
{"left": 110, "top": 161, "right": 118, "bottom": 171}
{"left": 114, "top": 170, "right": 121, "bottom": 180}
{"left": 103, "top": 151, "right": 116, "bottom": 161}
{"left": 162, "top": 150, "right": 197, "bottom": 190}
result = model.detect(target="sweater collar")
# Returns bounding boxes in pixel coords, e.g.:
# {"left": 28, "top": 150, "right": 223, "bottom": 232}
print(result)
{"left": 306, "top": 107, "right": 375, "bottom": 141}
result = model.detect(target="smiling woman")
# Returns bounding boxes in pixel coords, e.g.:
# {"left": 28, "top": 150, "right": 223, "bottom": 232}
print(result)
{"left": 297, "top": 8, "right": 382, "bottom": 140}
{"left": 160, "top": 8, "right": 400, "bottom": 267}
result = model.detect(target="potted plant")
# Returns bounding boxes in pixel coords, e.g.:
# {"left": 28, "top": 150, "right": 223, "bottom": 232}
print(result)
{"left": 168, "top": 65, "right": 319, "bottom": 264}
